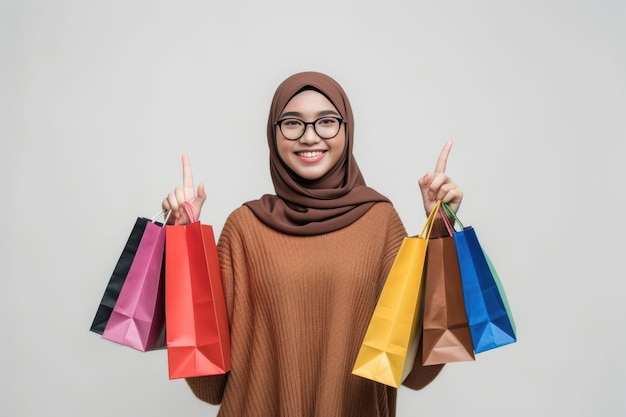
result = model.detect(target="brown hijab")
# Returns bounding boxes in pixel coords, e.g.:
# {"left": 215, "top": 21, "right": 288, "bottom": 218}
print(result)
{"left": 244, "top": 71, "right": 390, "bottom": 236}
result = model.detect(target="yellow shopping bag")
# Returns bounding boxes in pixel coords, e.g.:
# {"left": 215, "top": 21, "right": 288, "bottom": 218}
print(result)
{"left": 352, "top": 201, "right": 441, "bottom": 387}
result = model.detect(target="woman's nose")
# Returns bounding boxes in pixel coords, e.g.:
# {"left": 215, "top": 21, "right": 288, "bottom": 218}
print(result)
{"left": 299, "top": 124, "right": 321, "bottom": 144}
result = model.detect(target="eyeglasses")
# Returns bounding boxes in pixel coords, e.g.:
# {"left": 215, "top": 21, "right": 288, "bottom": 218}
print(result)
{"left": 275, "top": 117, "right": 346, "bottom": 140}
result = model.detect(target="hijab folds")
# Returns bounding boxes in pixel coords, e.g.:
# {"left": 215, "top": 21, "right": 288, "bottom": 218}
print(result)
{"left": 244, "top": 71, "right": 390, "bottom": 236}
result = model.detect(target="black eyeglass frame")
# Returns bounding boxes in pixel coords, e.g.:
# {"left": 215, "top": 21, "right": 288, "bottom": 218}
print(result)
{"left": 275, "top": 117, "right": 347, "bottom": 141}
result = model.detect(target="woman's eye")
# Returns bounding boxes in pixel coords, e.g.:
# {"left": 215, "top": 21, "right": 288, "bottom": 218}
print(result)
{"left": 318, "top": 118, "right": 337, "bottom": 126}
{"left": 283, "top": 119, "right": 303, "bottom": 127}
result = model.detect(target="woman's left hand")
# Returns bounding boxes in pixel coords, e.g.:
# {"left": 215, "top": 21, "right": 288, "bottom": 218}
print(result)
{"left": 418, "top": 141, "right": 463, "bottom": 215}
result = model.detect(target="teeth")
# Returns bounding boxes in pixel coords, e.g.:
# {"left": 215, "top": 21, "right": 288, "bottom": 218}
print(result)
{"left": 297, "top": 151, "right": 324, "bottom": 158}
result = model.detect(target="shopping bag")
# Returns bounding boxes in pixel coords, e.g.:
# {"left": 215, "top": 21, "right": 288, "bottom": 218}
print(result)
{"left": 442, "top": 203, "right": 516, "bottom": 353}
{"left": 165, "top": 202, "right": 231, "bottom": 379}
{"left": 90, "top": 217, "right": 149, "bottom": 335}
{"left": 352, "top": 201, "right": 441, "bottom": 387}
{"left": 421, "top": 206, "right": 474, "bottom": 365}
{"left": 102, "top": 210, "right": 170, "bottom": 352}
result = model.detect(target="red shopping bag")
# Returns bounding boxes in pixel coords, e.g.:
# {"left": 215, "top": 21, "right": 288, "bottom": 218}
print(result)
{"left": 165, "top": 202, "right": 230, "bottom": 379}
{"left": 102, "top": 211, "right": 169, "bottom": 352}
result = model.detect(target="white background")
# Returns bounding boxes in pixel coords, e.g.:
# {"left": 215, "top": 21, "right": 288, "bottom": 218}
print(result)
{"left": 1, "top": 1, "right": 625, "bottom": 416}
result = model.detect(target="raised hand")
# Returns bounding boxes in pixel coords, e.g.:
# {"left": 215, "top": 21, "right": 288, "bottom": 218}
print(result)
{"left": 417, "top": 141, "right": 463, "bottom": 215}
{"left": 162, "top": 154, "right": 207, "bottom": 224}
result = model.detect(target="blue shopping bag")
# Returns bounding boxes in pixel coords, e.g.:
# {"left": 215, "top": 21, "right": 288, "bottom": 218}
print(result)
{"left": 442, "top": 204, "right": 516, "bottom": 353}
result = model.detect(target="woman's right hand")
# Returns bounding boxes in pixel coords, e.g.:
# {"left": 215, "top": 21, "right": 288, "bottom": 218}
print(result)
{"left": 162, "top": 154, "right": 206, "bottom": 224}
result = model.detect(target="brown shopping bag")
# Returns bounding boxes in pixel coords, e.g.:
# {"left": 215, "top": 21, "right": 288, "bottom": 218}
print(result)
{"left": 421, "top": 205, "right": 474, "bottom": 365}
{"left": 165, "top": 202, "right": 231, "bottom": 379}
{"left": 352, "top": 201, "right": 441, "bottom": 387}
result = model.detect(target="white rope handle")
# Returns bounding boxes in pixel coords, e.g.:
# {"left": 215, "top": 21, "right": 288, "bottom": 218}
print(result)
{"left": 151, "top": 209, "right": 172, "bottom": 226}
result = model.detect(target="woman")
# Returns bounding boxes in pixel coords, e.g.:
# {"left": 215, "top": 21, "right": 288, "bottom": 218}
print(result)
{"left": 163, "top": 71, "right": 463, "bottom": 417}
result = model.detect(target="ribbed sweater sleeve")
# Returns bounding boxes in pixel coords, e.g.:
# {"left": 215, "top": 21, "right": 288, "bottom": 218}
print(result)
{"left": 402, "top": 341, "right": 445, "bottom": 390}
{"left": 186, "top": 374, "right": 227, "bottom": 405}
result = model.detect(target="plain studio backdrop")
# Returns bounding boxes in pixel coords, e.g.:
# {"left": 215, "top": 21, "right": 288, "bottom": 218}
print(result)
{"left": 1, "top": 1, "right": 624, "bottom": 416}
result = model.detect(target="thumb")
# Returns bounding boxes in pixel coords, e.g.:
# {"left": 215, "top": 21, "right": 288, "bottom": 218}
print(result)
{"left": 197, "top": 183, "right": 207, "bottom": 203}
{"left": 418, "top": 172, "right": 431, "bottom": 190}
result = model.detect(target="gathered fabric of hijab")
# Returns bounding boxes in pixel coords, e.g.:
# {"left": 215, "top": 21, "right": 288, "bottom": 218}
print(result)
{"left": 244, "top": 71, "right": 390, "bottom": 236}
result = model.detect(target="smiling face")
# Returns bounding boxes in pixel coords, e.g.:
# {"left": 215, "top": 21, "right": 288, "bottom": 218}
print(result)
{"left": 275, "top": 90, "right": 346, "bottom": 181}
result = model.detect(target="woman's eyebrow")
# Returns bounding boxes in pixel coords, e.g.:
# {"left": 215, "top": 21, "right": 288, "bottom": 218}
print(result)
{"left": 280, "top": 111, "right": 303, "bottom": 118}
{"left": 317, "top": 110, "right": 340, "bottom": 117}
{"left": 279, "top": 110, "right": 340, "bottom": 118}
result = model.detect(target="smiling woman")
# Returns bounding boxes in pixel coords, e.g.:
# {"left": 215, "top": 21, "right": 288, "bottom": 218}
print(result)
{"left": 161, "top": 71, "right": 464, "bottom": 417}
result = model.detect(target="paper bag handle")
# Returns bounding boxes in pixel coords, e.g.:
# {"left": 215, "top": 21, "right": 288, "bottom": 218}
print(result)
{"left": 152, "top": 209, "right": 172, "bottom": 226}
{"left": 173, "top": 201, "right": 198, "bottom": 225}
{"left": 441, "top": 203, "right": 464, "bottom": 230}
{"left": 418, "top": 200, "right": 442, "bottom": 240}
{"left": 437, "top": 204, "right": 456, "bottom": 236}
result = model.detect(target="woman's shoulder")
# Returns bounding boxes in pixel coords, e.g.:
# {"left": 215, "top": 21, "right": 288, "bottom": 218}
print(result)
{"left": 354, "top": 201, "right": 405, "bottom": 233}
{"left": 366, "top": 201, "right": 401, "bottom": 219}
{"left": 223, "top": 204, "right": 258, "bottom": 227}
{"left": 218, "top": 205, "right": 261, "bottom": 245}
{"left": 370, "top": 200, "right": 396, "bottom": 212}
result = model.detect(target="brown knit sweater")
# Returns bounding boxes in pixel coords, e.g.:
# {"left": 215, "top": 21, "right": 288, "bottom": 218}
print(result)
{"left": 186, "top": 202, "right": 443, "bottom": 417}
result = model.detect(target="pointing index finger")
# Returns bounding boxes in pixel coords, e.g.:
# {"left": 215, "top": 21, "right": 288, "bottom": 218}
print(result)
{"left": 434, "top": 141, "right": 453, "bottom": 173}
{"left": 182, "top": 154, "right": 195, "bottom": 198}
